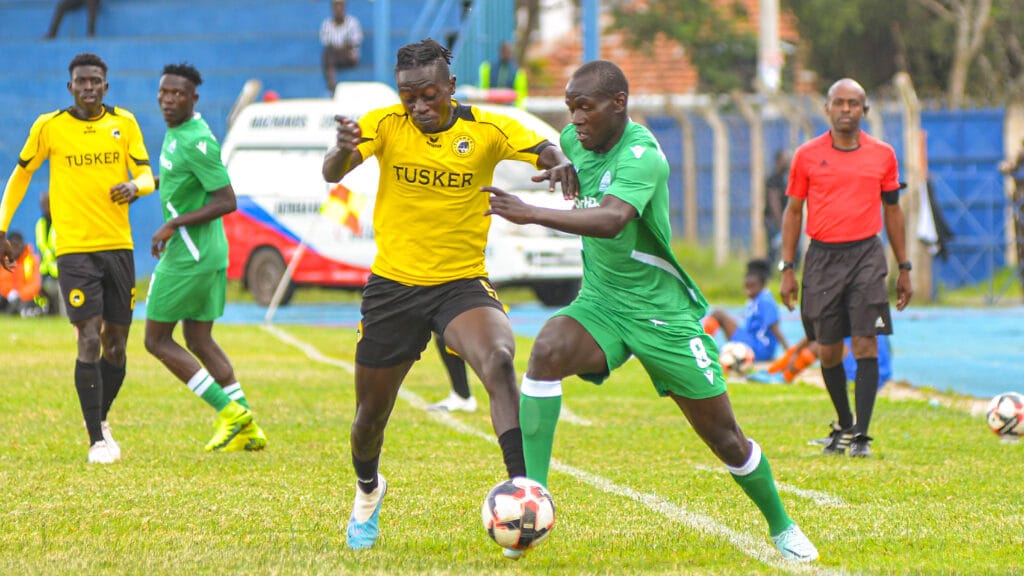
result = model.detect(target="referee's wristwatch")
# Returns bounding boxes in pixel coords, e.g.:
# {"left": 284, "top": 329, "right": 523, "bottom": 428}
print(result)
{"left": 778, "top": 260, "right": 795, "bottom": 272}
{"left": 898, "top": 261, "right": 913, "bottom": 271}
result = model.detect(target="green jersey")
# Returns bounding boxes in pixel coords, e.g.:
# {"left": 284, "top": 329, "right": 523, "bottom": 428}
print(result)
{"left": 560, "top": 121, "right": 708, "bottom": 317}
{"left": 155, "top": 114, "right": 231, "bottom": 274}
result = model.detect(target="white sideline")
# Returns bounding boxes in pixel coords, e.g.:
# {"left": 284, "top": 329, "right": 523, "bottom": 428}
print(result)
{"left": 264, "top": 325, "right": 840, "bottom": 575}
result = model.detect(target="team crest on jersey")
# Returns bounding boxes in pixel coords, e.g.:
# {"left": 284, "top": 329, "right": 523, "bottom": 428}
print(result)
{"left": 68, "top": 289, "right": 85, "bottom": 308}
{"left": 111, "top": 128, "right": 121, "bottom": 139}
{"left": 168, "top": 139, "right": 177, "bottom": 153}
{"left": 452, "top": 135, "right": 475, "bottom": 157}
{"left": 598, "top": 170, "right": 612, "bottom": 193}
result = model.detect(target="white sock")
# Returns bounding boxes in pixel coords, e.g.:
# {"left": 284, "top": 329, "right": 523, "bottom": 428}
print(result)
{"left": 521, "top": 376, "right": 562, "bottom": 398}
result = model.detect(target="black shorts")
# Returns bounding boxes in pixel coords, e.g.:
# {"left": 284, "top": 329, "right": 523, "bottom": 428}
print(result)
{"left": 800, "top": 236, "right": 892, "bottom": 345}
{"left": 356, "top": 274, "right": 506, "bottom": 368}
{"left": 57, "top": 250, "right": 136, "bottom": 325}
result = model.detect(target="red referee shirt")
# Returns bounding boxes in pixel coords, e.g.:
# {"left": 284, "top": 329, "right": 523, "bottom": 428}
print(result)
{"left": 786, "top": 131, "right": 901, "bottom": 243}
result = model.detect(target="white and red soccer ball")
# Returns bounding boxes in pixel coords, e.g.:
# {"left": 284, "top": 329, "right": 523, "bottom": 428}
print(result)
{"left": 481, "top": 477, "right": 556, "bottom": 551}
{"left": 719, "top": 341, "right": 755, "bottom": 375}
{"left": 986, "top": 391, "right": 1024, "bottom": 438}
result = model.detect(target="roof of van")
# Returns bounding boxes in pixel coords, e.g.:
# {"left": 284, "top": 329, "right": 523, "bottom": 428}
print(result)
{"left": 222, "top": 82, "right": 561, "bottom": 153}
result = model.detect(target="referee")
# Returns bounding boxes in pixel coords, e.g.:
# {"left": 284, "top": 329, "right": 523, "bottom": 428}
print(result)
{"left": 779, "top": 77, "right": 913, "bottom": 458}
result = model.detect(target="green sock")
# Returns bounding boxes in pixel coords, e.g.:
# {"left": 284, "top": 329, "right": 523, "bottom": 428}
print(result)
{"left": 728, "top": 440, "right": 793, "bottom": 536}
{"left": 520, "top": 376, "right": 562, "bottom": 488}
{"left": 222, "top": 382, "right": 249, "bottom": 409}
{"left": 187, "top": 369, "right": 231, "bottom": 412}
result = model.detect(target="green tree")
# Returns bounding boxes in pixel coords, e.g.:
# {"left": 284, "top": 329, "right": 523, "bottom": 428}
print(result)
{"left": 606, "top": 0, "right": 758, "bottom": 93}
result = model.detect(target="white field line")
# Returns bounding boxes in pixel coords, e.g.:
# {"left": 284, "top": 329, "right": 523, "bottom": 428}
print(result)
{"left": 694, "top": 464, "right": 847, "bottom": 507}
{"left": 265, "top": 325, "right": 843, "bottom": 575}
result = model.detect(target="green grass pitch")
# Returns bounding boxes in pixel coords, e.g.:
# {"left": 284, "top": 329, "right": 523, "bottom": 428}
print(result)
{"left": 0, "top": 317, "right": 1019, "bottom": 575}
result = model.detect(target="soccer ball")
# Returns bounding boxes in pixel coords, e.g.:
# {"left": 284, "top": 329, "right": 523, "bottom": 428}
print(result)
{"left": 481, "top": 477, "right": 556, "bottom": 551}
{"left": 985, "top": 392, "right": 1024, "bottom": 438}
{"left": 719, "top": 341, "right": 755, "bottom": 375}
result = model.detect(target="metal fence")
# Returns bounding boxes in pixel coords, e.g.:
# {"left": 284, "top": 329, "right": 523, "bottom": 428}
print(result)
{"left": 527, "top": 90, "right": 1011, "bottom": 302}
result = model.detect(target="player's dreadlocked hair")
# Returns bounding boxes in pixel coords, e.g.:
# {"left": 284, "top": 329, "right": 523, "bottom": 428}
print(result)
{"left": 162, "top": 63, "right": 203, "bottom": 86}
{"left": 68, "top": 52, "right": 107, "bottom": 76}
{"left": 572, "top": 60, "right": 629, "bottom": 99}
{"left": 395, "top": 38, "right": 452, "bottom": 74}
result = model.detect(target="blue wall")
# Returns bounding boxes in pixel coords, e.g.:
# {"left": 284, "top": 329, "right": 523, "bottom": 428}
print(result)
{"left": 0, "top": 0, "right": 466, "bottom": 278}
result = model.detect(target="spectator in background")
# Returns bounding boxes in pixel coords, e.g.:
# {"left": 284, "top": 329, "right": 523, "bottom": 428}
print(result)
{"left": 703, "top": 258, "right": 788, "bottom": 362}
{"left": 45, "top": 0, "right": 100, "bottom": 39}
{"left": 749, "top": 334, "right": 892, "bottom": 387}
{"left": 479, "top": 42, "right": 528, "bottom": 107}
{"left": 35, "top": 190, "right": 62, "bottom": 315}
{"left": 764, "top": 149, "right": 790, "bottom": 264}
{"left": 0, "top": 231, "right": 42, "bottom": 316}
{"left": 320, "top": 0, "right": 363, "bottom": 93}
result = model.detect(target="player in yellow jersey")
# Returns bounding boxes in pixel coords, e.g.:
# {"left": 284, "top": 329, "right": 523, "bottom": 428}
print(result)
{"left": 322, "top": 38, "right": 578, "bottom": 552}
{"left": 0, "top": 53, "right": 155, "bottom": 464}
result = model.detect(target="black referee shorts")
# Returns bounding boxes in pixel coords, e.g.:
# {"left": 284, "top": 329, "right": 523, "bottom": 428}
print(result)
{"left": 799, "top": 236, "right": 893, "bottom": 345}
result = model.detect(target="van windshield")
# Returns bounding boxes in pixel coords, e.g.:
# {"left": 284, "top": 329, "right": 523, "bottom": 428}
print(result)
{"left": 228, "top": 147, "right": 329, "bottom": 198}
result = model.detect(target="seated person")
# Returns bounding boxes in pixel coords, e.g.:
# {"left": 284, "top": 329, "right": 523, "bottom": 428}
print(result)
{"left": 749, "top": 334, "right": 893, "bottom": 386}
{"left": 0, "top": 231, "right": 42, "bottom": 316}
{"left": 320, "top": 0, "right": 363, "bottom": 92}
{"left": 703, "top": 258, "right": 787, "bottom": 361}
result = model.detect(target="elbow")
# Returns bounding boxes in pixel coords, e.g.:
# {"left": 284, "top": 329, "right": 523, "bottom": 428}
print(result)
{"left": 594, "top": 215, "right": 631, "bottom": 238}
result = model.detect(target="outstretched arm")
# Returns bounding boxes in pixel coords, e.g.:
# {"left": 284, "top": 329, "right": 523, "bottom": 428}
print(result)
{"left": 484, "top": 186, "right": 635, "bottom": 238}
{"left": 532, "top": 145, "right": 579, "bottom": 200}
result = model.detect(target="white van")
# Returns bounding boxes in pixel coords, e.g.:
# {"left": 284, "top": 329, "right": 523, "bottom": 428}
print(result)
{"left": 220, "top": 82, "right": 582, "bottom": 306}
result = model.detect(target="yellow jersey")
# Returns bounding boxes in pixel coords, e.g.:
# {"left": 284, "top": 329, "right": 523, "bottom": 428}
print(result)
{"left": 356, "top": 102, "right": 549, "bottom": 285}
{"left": 3, "top": 105, "right": 153, "bottom": 255}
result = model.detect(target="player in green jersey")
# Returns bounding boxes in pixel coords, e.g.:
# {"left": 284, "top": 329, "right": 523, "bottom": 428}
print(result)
{"left": 144, "top": 63, "right": 267, "bottom": 453}
{"left": 485, "top": 60, "right": 818, "bottom": 562}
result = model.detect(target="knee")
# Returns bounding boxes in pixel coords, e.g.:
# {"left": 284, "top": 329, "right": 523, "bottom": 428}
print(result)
{"left": 184, "top": 336, "right": 208, "bottom": 358}
{"left": 481, "top": 345, "right": 515, "bottom": 379}
{"left": 526, "top": 337, "right": 561, "bottom": 377}
{"left": 77, "top": 330, "right": 102, "bottom": 359}
{"left": 701, "top": 425, "right": 749, "bottom": 465}
{"left": 143, "top": 331, "right": 167, "bottom": 357}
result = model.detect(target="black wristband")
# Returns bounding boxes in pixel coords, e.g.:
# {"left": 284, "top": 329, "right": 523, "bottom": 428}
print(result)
{"left": 898, "top": 261, "right": 912, "bottom": 271}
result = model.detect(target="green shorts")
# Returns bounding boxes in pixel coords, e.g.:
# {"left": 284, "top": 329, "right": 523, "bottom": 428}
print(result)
{"left": 555, "top": 299, "right": 728, "bottom": 400}
{"left": 145, "top": 268, "right": 227, "bottom": 323}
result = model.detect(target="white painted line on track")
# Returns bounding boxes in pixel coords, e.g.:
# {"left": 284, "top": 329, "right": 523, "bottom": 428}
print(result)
{"left": 265, "top": 325, "right": 841, "bottom": 575}
{"left": 694, "top": 464, "right": 846, "bottom": 507}
{"left": 262, "top": 324, "right": 354, "bottom": 371}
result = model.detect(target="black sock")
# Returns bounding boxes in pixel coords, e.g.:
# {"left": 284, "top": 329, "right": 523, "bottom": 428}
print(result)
{"left": 75, "top": 360, "right": 104, "bottom": 444}
{"left": 353, "top": 454, "right": 380, "bottom": 494}
{"left": 498, "top": 428, "right": 526, "bottom": 478}
{"left": 436, "top": 335, "right": 471, "bottom": 399}
{"left": 821, "top": 363, "right": 853, "bottom": 429}
{"left": 854, "top": 358, "right": 880, "bottom": 436}
{"left": 100, "top": 357, "right": 126, "bottom": 421}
